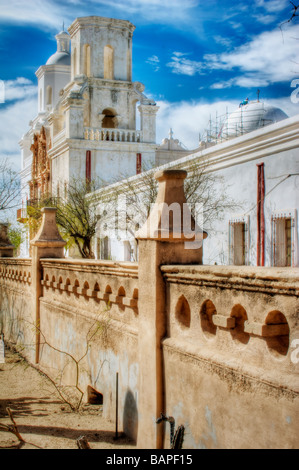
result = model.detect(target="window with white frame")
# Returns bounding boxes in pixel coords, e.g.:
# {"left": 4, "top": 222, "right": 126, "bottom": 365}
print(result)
{"left": 123, "top": 241, "right": 132, "bottom": 262}
{"left": 229, "top": 216, "right": 250, "bottom": 265}
{"left": 100, "top": 236, "right": 110, "bottom": 260}
{"left": 272, "top": 210, "right": 297, "bottom": 267}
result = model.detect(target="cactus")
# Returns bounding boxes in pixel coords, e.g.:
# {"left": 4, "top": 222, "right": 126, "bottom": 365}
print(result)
{"left": 156, "top": 413, "right": 185, "bottom": 449}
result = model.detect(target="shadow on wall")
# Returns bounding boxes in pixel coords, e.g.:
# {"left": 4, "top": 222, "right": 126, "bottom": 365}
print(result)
{"left": 123, "top": 389, "right": 138, "bottom": 443}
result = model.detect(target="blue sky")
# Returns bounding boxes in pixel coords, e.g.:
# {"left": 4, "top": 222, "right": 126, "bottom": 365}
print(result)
{"left": 0, "top": 0, "right": 299, "bottom": 168}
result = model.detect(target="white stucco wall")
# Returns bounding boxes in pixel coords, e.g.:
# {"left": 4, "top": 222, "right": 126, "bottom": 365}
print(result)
{"left": 94, "top": 115, "right": 299, "bottom": 266}
{"left": 202, "top": 148, "right": 299, "bottom": 266}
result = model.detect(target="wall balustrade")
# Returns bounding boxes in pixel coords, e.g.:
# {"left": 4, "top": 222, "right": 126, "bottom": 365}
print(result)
{"left": 84, "top": 127, "right": 143, "bottom": 143}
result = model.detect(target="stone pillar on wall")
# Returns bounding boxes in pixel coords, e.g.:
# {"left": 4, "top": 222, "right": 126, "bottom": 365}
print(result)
{"left": 135, "top": 169, "right": 207, "bottom": 449}
{"left": 0, "top": 223, "right": 15, "bottom": 257}
{"left": 65, "top": 96, "right": 84, "bottom": 139}
{"left": 138, "top": 104, "right": 159, "bottom": 143}
{"left": 30, "top": 207, "right": 66, "bottom": 363}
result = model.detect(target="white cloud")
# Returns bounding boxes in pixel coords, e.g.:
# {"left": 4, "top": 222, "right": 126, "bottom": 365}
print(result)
{"left": 254, "top": 0, "right": 289, "bottom": 13}
{"left": 0, "top": 0, "right": 199, "bottom": 31}
{"left": 210, "top": 75, "right": 270, "bottom": 90}
{"left": 210, "top": 79, "right": 235, "bottom": 90}
{"left": 0, "top": 95, "right": 37, "bottom": 171}
{"left": 253, "top": 14, "right": 277, "bottom": 25}
{"left": 3, "top": 78, "right": 36, "bottom": 102}
{"left": 146, "top": 55, "right": 160, "bottom": 72}
{"left": 0, "top": 0, "right": 73, "bottom": 30}
{"left": 204, "top": 24, "right": 299, "bottom": 85}
{"left": 166, "top": 24, "right": 299, "bottom": 86}
{"left": 213, "top": 35, "right": 233, "bottom": 49}
{"left": 167, "top": 52, "right": 205, "bottom": 76}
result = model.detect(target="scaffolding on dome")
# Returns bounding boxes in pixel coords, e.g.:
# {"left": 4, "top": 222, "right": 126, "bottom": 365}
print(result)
{"left": 199, "top": 100, "right": 274, "bottom": 147}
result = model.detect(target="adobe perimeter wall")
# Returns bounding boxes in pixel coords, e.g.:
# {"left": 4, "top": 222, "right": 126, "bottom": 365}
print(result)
{"left": 0, "top": 258, "right": 298, "bottom": 448}
{"left": 0, "top": 257, "right": 140, "bottom": 442}
{"left": 160, "top": 265, "right": 299, "bottom": 449}
{"left": 0, "top": 168, "right": 298, "bottom": 448}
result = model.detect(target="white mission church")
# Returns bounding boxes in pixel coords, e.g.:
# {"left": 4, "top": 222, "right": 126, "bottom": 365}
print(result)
{"left": 18, "top": 15, "right": 299, "bottom": 268}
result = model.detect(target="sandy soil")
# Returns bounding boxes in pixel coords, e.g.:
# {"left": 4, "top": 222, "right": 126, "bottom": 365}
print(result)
{"left": 0, "top": 346, "right": 136, "bottom": 450}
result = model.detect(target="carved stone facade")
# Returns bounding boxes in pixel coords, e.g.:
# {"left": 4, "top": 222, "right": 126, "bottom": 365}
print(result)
{"left": 29, "top": 126, "right": 51, "bottom": 202}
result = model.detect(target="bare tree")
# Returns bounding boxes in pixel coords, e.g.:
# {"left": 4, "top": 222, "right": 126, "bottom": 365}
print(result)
{"left": 283, "top": 2, "right": 299, "bottom": 24}
{"left": 106, "top": 160, "right": 238, "bottom": 239}
{"left": 0, "top": 159, "right": 20, "bottom": 213}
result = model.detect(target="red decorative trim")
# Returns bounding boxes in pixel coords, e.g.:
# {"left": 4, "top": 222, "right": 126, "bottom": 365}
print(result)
{"left": 86, "top": 150, "right": 91, "bottom": 183}
{"left": 136, "top": 153, "right": 142, "bottom": 175}
{"left": 256, "top": 163, "right": 265, "bottom": 266}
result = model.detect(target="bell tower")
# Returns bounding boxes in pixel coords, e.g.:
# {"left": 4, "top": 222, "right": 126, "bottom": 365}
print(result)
{"left": 68, "top": 16, "right": 135, "bottom": 81}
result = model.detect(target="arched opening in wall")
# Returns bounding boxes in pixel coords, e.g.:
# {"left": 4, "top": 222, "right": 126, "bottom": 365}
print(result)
{"left": 93, "top": 282, "right": 100, "bottom": 293}
{"left": 84, "top": 44, "right": 91, "bottom": 77}
{"left": 118, "top": 286, "right": 126, "bottom": 311}
{"left": 118, "top": 286, "right": 126, "bottom": 297}
{"left": 46, "top": 86, "right": 52, "bottom": 106}
{"left": 230, "top": 304, "right": 250, "bottom": 345}
{"left": 101, "top": 108, "right": 117, "bottom": 129}
{"left": 87, "top": 385, "right": 103, "bottom": 405}
{"left": 65, "top": 278, "right": 71, "bottom": 296}
{"left": 104, "top": 285, "right": 112, "bottom": 305}
{"left": 265, "top": 310, "right": 290, "bottom": 357}
{"left": 104, "top": 45, "right": 114, "bottom": 79}
{"left": 132, "top": 288, "right": 138, "bottom": 300}
{"left": 105, "top": 285, "right": 112, "bottom": 294}
{"left": 175, "top": 295, "right": 191, "bottom": 329}
{"left": 58, "top": 276, "right": 63, "bottom": 295}
{"left": 74, "top": 279, "right": 80, "bottom": 297}
{"left": 83, "top": 281, "right": 89, "bottom": 298}
{"left": 200, "top": 300, "right": 217, "bottom": 338}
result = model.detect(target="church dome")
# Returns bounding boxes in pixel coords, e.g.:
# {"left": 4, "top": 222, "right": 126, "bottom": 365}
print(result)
{"left": 46, "top": 31, "right": 71, "bottom": 66}
{"left": 46, "top": 51, "right": 71, "bottom": 65}
{"left": 220, "top": 101, "right": 288, "bottom": 139}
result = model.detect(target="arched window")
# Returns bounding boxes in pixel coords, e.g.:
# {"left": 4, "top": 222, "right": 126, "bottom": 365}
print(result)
{"left": 101, "top": 108, "right": 117, "bottom": 129}
{"left": 101, "top": 237, "right": 110, "bottom": 260}
{"left": 104, "top": 45, "right": 114, "bottom": 79}
{"left": 46, "top": 86, "right": 52, "bottom": 106}
{"left": 84, "top": 44, "right": 91, "bottom": 77}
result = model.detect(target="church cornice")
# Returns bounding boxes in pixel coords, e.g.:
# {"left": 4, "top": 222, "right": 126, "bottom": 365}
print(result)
{"left": 68, "top": 16, "right": 136, "bottom": 38}
{"left": 36, "top": 64, "right": 71, "bottom": 79}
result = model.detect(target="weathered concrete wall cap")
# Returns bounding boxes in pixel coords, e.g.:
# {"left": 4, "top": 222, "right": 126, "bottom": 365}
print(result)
{"left": 154, "top": 169, "right": 187, "bottom": 181}
{"left": 136, "top": 169, "right": 206, "bottom": 244}
{"left": 30, "top": 207, "right": 66, "bottom": 247}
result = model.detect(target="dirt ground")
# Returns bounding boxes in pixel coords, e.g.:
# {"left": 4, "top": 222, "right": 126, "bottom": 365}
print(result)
{"left": 0, "top": 346, "right": 136, "bottom": 449}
